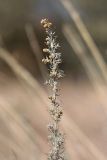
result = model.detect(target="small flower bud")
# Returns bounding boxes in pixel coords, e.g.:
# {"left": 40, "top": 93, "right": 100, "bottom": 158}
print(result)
{"left": 41, "top": 19, "right": 47, "bottom": 25}
{"left": 42, "top": 57, "right": 50, "bottom": 64}
{"left": 46, "top": 41, "right": 50, "bottom": 45}
{"left": 43, "top": 24, "right": 48, "bottom": 28}
{"left": 50, "top": 71, "right": 57, "bottom": 77}
{"left": 46, "top": 37, "right": 49, "bottom": 41}
{"left": 43, "top": 48, "right": 49, "bottom": 53}
{"left": 49, "top": 53, "right": 55, "bottom": 59}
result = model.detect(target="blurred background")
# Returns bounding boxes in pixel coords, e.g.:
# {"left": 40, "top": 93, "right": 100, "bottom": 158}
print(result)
{"left": 0, "top": 0, "right": 107, "bottom": 159}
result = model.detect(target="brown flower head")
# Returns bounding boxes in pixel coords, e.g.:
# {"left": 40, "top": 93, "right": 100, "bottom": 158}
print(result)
{"left": 41, "top": 18, "right": 52, "bottom": 29}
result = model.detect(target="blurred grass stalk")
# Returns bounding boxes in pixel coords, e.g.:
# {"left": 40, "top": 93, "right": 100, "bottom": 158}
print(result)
{"left": 60, "top": 0, "right": 107, "bottom": 83}
{"left": 0, "top": 48, "right": 47, "bottom": 104}
{"left": 63, "top": 24, "right": 103, "bottom": 84}
{"left": 63, "top": 24, "right": 107, "bottom": 113}
{"left": 25, "top": 24, "right": 47, "bottom": 80}
{"left": 0, "top": 100, "right": 40, "bottom": 159}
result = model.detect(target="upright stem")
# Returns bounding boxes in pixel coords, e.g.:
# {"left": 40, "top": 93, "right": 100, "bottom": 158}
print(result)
{"left": 41, "top": 19, "right": 65, "bottom": 160}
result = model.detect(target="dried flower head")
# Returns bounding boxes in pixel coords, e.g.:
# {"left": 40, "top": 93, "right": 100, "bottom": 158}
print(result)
{"left": 41, "top": 18, "right": 65, "bottom": 160}
{"left": 41, "top": 18, "right": 52, "bottom": 29}
{"left": 43, "top": 48, "right": 49, "bottom": 53}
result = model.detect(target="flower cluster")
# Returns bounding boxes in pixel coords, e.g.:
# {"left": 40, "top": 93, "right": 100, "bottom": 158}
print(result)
{"left": 41, "top": 18, "right": 65, "bottom": 160}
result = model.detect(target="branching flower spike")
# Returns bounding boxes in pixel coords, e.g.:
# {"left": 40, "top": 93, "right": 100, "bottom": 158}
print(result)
{"left": 41, "top": 18, "right": 65, "bottom": 160}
